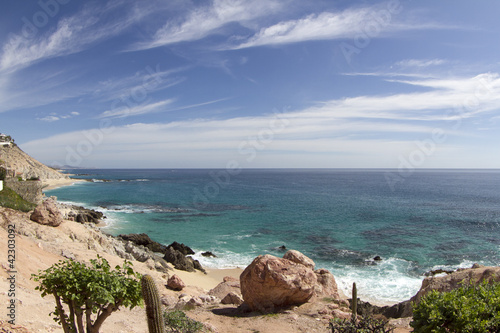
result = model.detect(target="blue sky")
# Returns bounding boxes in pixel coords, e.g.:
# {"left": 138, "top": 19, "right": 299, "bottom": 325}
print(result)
{"left": 1, "top": 0, "right": 500, "bottom": 168}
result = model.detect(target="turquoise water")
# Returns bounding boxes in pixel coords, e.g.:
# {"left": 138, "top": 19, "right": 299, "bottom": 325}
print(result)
{"left": 46, "top": 169, "right": 500, "bottom": 303}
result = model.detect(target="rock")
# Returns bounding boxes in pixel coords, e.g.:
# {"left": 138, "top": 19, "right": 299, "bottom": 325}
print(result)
{"left": 61, "top": 250, "right": 76, "bottom": 260}
{"left": 168, "top": 241, "right": 195, "bottom": 255}
{"left": 30, "top": 198, "right": 64, "bottom": 227}
{"left": 199, "top": 294, "right": 220, "bottom": 304}
{"left": 373, "top": 256, "right": 382, "bottom": 261}
{"left": 423, "top": 268, "right": 454, "bottom": 277}
{"left": 118, "top": 233, "right": 168, "bottom": 253}
{"left": 411, "top": 265, "right": 500, "bottom": 305}
{"left": 332, "top": 309, "right": 352, "bottom": 320}
{"left": 240, "top": 254, "right": 318, "bottom": 312}
{"left": 314, "top": 268, "right": 340, "bottom": 299}
{"left": 201, "top": 251, "right": 217, "bottom": 258}
{"left": 125, "top": 241, "right": 151, "bottom": 262}
{"left": 163, "top": 247, "right": 205, "bottom": 273}
{"left": 167, "top": 275, "right": 185, "bottom": 291}
{"left": 187, "top": 296, "right": 203, "bottom": 307}
{"left": 208, "top": 278, "right": 241, "bottom": 300}
{"left": 67, "top": 205, "right": 104, "bottom": 224}
{"left": 283, "top": 250, "right": 315, "bottom": 270}
{"left": 221, "top": 292, "right": 244, "bottom": 305}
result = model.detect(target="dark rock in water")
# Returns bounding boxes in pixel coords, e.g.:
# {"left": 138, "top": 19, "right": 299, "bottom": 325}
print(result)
{"left": 168, "top": 241, "right": 195, "bottom": 255}
{"left": 202, "top": 251, "right": 217, "bottom": 258}
{"left": 278, "top": 245, "right": 287, "bottom": 251}
{"left": 373, "top": 256, "right": 382, "bottom": 261}
{"left": 163, "top": 246, "right": 205, "bottom": 273}
{"left": 118, "top": 233, "right": 168, "bottom": 254}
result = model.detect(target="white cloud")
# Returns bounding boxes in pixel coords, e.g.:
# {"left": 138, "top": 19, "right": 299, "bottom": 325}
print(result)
{"left": 38, "top": 111, "right": 80, "bottom": 122}
{"left": 230, "top": 5, "right": 443, "bottom": 49}
{"left": 396, "top": 59, "right": 447, "bottom": 68}
{"left": 98, "top": 99, "right": 175, "bottom": 119}
{"left": 22, "top": 72, "right": 500, "bottom": 168}
{"left": 0, "top": 2, "right": 149, "bottom": 73}
{"left": 133, "top": 0, "right": 284, "bottom": 50}
{"left": 38, "top": 115, "right": 60, "bottom": 122}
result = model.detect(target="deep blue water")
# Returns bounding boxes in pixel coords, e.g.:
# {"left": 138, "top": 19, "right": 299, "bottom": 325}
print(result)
{"left": 46, "top": 169, "right": 500, "bottom": 303}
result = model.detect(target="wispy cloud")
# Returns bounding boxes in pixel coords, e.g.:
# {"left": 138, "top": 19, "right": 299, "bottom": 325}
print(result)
{"left": 22, "top": 72, "right": 500, "bottom": 167}
{"left": 0, "top": 1, "right": 149, "bottom": 73}
{"left": 98, "top": 99, "right": 175, "bottom": 119}
{"left": 38, "top": 111, "right": 80, "bottom": 122}
{"left": 395, "top": 58, "right": 447, "bottom": 68}
{"left": 132, "top": 0, "right": 284, "bottom": 50}
{"left": 229, "top": 5, "right": 444, "bottom": 49}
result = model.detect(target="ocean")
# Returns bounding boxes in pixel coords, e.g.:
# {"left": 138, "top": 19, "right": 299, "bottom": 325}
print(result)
{"left": 45, "top": 169, "right": 500, "bottom": 303}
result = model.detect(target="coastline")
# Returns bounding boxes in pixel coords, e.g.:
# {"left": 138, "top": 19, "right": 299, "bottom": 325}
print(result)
{"left": 42, "top": 177, "right": 87, "bottom": 191}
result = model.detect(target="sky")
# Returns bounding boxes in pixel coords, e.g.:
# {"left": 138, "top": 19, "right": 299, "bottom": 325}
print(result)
{"left": 1, "top": 0, "right": 500, "bottom": 169}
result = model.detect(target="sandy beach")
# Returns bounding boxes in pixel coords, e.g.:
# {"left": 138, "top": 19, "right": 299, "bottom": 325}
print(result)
{"left": 42, "top": 177, "right": 87, "bottom": 191}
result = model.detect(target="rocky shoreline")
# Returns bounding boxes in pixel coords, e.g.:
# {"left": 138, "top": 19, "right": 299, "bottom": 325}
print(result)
{"left": 2, "top": 193, "right": 499, "bottom": 332}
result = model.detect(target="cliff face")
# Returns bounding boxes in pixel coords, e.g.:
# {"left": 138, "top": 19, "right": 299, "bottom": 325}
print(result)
{"left": 0, "top": 144, "right": 67, "bottom": 180}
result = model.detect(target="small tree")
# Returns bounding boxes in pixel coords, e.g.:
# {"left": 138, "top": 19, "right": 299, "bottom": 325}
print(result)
{"left": 32, "top": 255, "right": 143, "bottom": 333}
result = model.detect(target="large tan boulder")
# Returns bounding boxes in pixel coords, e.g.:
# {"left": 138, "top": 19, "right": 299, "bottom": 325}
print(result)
{"left": 240, "top": 254, "right": 317, "bottom": 312}
{"left": 30, "top": 198, "right": 63, "bottom": 227}
{"left": 283, "top": 250, "right": 315, "bottom": 270}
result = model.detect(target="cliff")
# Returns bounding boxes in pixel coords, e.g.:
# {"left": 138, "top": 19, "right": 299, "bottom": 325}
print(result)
{"left": 0, "top": 143, "right": 67, "bottom": 181}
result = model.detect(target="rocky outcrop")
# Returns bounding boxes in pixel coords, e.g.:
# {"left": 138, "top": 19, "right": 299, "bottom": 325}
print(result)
{"left": 411, "top": 265, "right": 500, "bottom": 305}
{"left": 30, "top": 198, "right": 64, "bottom": 227}
{"left": 64, "top": 205, "right": 104, "bottom": 224}
{"left": 240, "top": 253, "right": 318, "bottom": 312}
{"left": 163, "top": 246, "right": 205, "bottom": 273}
{"left": 118, "top": 233, "right": 168, "bottom": 253}
{"left": 358, "top": 264, "right": 500, "bottom": 319}
{"left": 167, "top": 241, "right": 195, "bottom": 255}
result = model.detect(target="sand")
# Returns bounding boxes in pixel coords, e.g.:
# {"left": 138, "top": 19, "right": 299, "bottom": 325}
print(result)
{"left": 42, "top": 177, "right": 87, "bottom": 191}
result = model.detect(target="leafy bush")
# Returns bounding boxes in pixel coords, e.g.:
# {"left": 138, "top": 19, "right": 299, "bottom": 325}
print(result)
{"left": 32, "top": 256, "right": 143, "bottom": 333}
{"left": 0, "top": 167, "right": 6, "bottom": 180}
{"left": 164, "top": 310, "right": 204, "bottom": 333}
{"left": 411, "top": 281, "right": 500, "bottom": 333}
{"left": 329, "top": 316, "right": 394, "bottom": 333}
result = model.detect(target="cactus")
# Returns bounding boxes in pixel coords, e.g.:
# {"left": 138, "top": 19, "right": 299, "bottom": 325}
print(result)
{"left": 352, "top": 282, "right": 358, "bottom": 320}
{"left": 141, "top": 274, "right": 166, "bottom": 333}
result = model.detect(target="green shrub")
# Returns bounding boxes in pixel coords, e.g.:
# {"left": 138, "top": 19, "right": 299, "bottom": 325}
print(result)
{"left": 329, "top": 316, "right": 394, "bottom": 333}
{"left": 0, "top": 167, "right": 6, "bottom": 180}
{"left": 0, "top": 185, "right": 36, "bottom": 212}
{"left": 164, "top": 310, "right": 204, "bottom": 333}
{"left": 32, "top": 256, "right": 143, "bottom": 333}
{"left": 411, "top": 281, "right": 500, "bottom": 333}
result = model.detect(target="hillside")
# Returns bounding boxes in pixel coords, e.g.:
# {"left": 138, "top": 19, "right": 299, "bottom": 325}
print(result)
{"left": 0, "top": 143, "right": 67, "bottom": 181}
